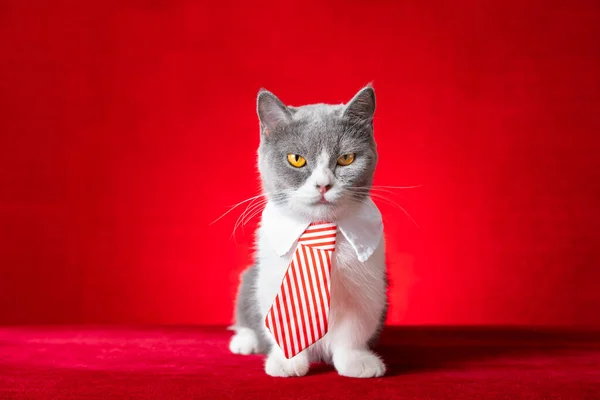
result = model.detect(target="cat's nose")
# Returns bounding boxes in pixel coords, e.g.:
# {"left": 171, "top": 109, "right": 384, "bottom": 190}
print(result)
{"left": 316, "top": 184, "right": 332, "bottom": 195}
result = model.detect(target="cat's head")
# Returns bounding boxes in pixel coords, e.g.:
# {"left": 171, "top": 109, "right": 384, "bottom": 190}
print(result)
{"left": 257, "top": 86, "right": 378, "bottom": 222}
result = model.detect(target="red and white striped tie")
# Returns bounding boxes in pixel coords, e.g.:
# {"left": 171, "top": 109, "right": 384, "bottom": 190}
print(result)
{"left": 265, "top": 222, "right": 337, "bottom": 359}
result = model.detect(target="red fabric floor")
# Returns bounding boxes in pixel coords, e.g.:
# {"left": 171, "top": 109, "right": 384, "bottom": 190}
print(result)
{"left": 0, "top": 326, "right": 599, "bottom": 399}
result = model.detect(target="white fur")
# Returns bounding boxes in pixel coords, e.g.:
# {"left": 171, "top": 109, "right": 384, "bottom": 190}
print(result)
{"left": 280, "top": 150, "right": 356, "bottom": 222}
{"left": 229, "top": 327, "right": 259, "bottom": 355}
{"left": 265, "top": 347, "right": 310, "bottom": 377}
{"left": 332, "top": 348, "right": 386, "bottom": 378}
{"left": 255, "top": 222, "right": 387, "bottom": 378}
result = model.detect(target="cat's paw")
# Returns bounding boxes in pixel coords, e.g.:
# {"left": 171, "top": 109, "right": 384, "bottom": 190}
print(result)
{"left": 333, "top": 349, "right": 386, "bottom": 378}
{"left": 265, "top": 350, "right": 309, "bottom": 377}
{"left": 229, "top": 327, "right": 259, "bottom": 355}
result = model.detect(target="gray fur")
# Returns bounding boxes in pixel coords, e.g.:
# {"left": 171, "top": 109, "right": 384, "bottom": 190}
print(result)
{"left": 233, "top": 264, "right": 271, "bottom": 353}
{"left": 233, "top": 86, "right": 387, "bottom": 352}
{"left": 256, "top": 86, "right": 378, "bottom": 214}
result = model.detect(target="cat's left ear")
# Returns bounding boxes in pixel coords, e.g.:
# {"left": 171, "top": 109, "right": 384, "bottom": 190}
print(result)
{"left": 343, "top": 84, "right": 376, "bottom": 125}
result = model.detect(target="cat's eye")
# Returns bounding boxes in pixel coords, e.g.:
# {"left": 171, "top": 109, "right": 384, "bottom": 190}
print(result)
{"left": 337, "top": 153, "right": 355, "bottom": 166}
{"left": 287, "top": 154, "right": 306, "bottom": 168}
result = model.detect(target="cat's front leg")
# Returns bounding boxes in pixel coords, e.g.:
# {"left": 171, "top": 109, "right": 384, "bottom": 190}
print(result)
{"left": 264, "top": 342, "right": 310, "bottom": 377}
{"left": 329, "top": 311, "right": 386, "bottom": 378}
{"left": 332, "top": 347, "right": 385, "bottom": 378}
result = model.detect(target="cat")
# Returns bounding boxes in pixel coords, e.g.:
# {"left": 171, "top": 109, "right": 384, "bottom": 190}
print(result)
{"left": 228, "top": 85, "right": 388, "bottom": 378}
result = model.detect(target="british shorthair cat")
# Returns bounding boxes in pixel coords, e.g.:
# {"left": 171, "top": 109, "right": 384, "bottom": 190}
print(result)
{"left": 229, "top": 86, "right": 387, "bottom": 378}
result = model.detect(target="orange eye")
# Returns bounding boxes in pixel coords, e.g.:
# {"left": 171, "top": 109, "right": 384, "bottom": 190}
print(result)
{"left": 337, "top": 153, "right": 355, "bottom": 166}
{"left": 287, "top": 154, "right": 306, "bottom": 168}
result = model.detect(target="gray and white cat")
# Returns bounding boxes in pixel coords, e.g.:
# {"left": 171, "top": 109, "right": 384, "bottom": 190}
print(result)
{"left": 229, "top": 86, "right": 388, "bottom": 378}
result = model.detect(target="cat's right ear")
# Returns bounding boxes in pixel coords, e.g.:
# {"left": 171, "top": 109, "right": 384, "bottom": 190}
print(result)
{"left": 257, "top": 89, "right": 292, "bottom": 136}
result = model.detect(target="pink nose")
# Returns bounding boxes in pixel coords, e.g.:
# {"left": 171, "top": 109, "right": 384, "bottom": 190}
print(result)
{"left": 317, "top": 184, "right": 332, "bottom": 195}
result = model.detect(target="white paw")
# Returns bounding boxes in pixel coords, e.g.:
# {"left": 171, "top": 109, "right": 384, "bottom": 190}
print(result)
{"left": 265, "top": 349, "right": 309, "bottom": 377}
{"left": 229, "top": 328, "right": 259, "bottom": 355}
{"left": 333, "top": 349, "right": 386, "bottom": 378}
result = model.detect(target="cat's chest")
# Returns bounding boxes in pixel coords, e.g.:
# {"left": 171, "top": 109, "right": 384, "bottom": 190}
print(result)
{"left": 255, "top": 227, "right": 384, "bottom": 314}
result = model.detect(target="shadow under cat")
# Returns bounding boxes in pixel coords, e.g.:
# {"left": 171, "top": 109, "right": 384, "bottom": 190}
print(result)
{"left": 308, "top": 325, "right": 600, "bottom": 377}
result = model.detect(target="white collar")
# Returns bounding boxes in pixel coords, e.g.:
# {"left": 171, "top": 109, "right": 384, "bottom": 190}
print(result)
{"left": 260, "top": 198, "right": 383, "bottom": 262}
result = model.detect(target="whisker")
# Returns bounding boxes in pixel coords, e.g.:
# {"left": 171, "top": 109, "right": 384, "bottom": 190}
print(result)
{"left": 368, "top": 193, "right": 420, "bottom": 228}
{"left": 371, "top": 184, "right": 423, "bottom": 190}
{"left": 242, "top": 199, "right": 268, "bottom": 226}
{"left": 242, "top": 204, "right": 266, "bottom": 227}
{"left": 231, "top": 197, "right": 260, "bottom": 237}
{"left": 210, "top": 193, "right": 266, "bottom": 225}
{"left": 231, "top": 198, "right": 267, "bottom": 238}
{"left": 350, "top": 187, "right": 397, "bottom": 195}
{"left": 221, "top": 183, "right": 421, "bottom": 238}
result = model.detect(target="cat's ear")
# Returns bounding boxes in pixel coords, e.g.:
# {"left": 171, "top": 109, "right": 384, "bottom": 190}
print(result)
{"left": 343, "top": 85, "right": 376, "bottom": 124}
{"left": 257, "top": 89, "right": 292, "bottom": 136}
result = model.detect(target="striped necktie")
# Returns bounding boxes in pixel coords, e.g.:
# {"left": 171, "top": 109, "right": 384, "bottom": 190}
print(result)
{"left": 265, "top": 222, "right": 337, "bottom": 359}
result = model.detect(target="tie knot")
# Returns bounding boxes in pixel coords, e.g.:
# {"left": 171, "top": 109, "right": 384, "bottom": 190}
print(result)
{"left": 297, "top": 222, "right": 337, "bottom": 251}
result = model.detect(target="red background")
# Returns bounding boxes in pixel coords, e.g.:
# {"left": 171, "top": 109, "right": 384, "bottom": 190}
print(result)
{"left": 1, "top": 0, "right": 599, "bottom": 327}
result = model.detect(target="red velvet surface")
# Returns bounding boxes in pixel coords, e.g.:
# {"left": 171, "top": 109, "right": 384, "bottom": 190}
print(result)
{"left": 2, "top": 0, "right": 600, "bottom": 328}
{"left": 1, "top": 326, "right": 599, "bottom": 399}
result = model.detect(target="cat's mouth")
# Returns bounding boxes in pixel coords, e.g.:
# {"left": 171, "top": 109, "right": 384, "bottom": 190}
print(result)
{"left": 312, "top": 197, "right": 335, "bottom": 207}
